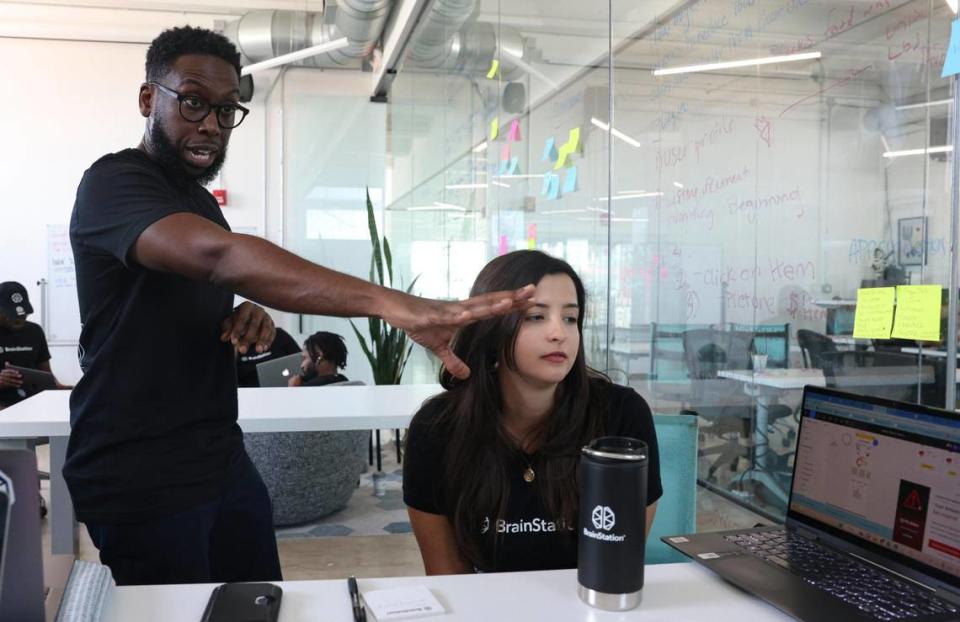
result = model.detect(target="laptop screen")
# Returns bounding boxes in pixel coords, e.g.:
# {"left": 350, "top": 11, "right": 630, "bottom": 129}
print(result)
{"left": 790, "top": 387, "right": 960, "bottom": 584}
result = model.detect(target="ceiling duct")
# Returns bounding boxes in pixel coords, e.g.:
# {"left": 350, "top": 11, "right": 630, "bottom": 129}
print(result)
{"left": 402, "top": 0, "right": 525, "bottom": 81}
{"left": 223, "top": 0, "right": 392, "bottom": 70}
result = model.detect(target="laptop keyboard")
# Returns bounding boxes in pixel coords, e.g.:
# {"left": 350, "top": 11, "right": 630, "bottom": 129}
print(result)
{"left": 724, "top": 530, "right": 959, "bottom": 621}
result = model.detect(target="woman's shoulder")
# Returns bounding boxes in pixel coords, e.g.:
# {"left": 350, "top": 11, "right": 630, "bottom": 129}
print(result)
{"left": 408, "top": 391, "right": 457, "bottom": 447}
{"left": 593, "top": 380, "right": 654, "bottom": 433}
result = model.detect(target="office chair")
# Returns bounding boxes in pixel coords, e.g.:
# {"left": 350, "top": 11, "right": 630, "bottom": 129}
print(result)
{"left": 797, "top": 329, "right": 838, "bottom": 369}
{"left": 820, "top": 351, "right": 926, "bottom": 404}
{"left": 682, "top": 328, "right": 755, "bottom": 481}
{"left": 647, "top": 412, "right": 697, "bottom": 564}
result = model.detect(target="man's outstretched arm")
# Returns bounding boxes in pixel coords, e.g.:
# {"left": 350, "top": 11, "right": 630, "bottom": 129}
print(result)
{"left": 133, "top": 212, "right": 534, "bottom": 378}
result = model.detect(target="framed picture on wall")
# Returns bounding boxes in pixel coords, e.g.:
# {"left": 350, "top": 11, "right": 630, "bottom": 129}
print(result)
{"left": 898, "top": 216, "right": 926, "bottom": 266}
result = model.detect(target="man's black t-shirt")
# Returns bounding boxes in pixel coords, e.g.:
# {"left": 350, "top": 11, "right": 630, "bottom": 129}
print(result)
{"left": 403, "top": 383, "right": 662, "bottom": 573}
{"left": 66, "top": 148, "right": 243, "bottom": 524}
{"left": 0, "top": 321, "right": 51, "bottom": 406}
{"left": 236, "top": 327, "right": 301, "bottom": 388}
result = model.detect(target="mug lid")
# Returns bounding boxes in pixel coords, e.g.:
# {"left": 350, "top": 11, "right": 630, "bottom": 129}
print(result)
{"left": 582, "top": 436, "right": 647, "bottom": 461}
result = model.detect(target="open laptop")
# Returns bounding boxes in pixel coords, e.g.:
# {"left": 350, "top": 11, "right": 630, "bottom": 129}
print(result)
{"left": 665, "top": 385, "right": 960, "bottom": 621}
{"left": 255, "top": 353, "right": 303, "bottom": 388}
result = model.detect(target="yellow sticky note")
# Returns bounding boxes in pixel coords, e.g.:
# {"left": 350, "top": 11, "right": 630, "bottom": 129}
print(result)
{"left": 892, "top": 285, "right": 943, "bottom": 342}
{"left": 567, "top": 127, "right": 581, "bottom": 152}
{"left": 486, "top": 59, "right": 500, "bottom": 79}
{"left": 490, "top": 117, "right": 499, "bottom": 140}
{"left": 554, "top": 145, "right": 572, "bottom": 169}
{"left": 853, "top": 287, "right": 895, "bottom": 339}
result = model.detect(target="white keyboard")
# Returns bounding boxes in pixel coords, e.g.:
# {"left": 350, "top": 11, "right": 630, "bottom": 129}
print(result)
{"left": 55, "top": 560, "right": 113, "bottom": 622}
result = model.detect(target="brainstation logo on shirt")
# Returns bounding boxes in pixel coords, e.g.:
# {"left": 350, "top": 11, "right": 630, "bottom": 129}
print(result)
{"left": 480, "top": 516, "right": 573, "bottom": 535}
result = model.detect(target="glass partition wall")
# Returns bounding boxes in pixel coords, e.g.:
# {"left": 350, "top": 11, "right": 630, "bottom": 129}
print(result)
{"left": 384, "top": 0, "right": 958, "bottom": 520}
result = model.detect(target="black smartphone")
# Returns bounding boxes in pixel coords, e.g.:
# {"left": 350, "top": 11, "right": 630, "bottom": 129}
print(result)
{"left": 200, "top": 582, "right": 282, "bottom": 622}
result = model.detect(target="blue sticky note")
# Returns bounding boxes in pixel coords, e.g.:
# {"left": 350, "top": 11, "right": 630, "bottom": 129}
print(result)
{"left": 540, "top": 174, "right": 552, "bottom": 196}
{"left": 944, "top": 19, "right": 960, "bottom": 78}
{"left": 542, "top": 137, "right": 558, "bottom": 162}
{"left": 563, "top": 167, "right": 578, "bottom": 193}
{"left": 498, "top": 158, "right": 509, "bottom": 175}
{"left": 547, "top": 174, "right": 561, "bottom": 200}
{"left": 508, "top": 156, "right": 520, "bottom": 175}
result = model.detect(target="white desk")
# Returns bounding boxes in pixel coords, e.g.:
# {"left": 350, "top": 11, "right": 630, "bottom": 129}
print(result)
{"left": 0, "top": 385, "right": 443, "bottom": 555}
{"left": 102, "top": 564, "right": 791, "bottom": 622}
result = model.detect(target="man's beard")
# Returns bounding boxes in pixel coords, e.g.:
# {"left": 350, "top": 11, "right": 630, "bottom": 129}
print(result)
{"left": 148, "top": 117, "right": 227, "bottom": 188}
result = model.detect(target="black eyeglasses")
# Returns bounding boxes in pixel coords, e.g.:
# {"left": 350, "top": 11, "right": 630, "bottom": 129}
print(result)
{"left": 148, "top": 82, "right": 249, "bottom": 129}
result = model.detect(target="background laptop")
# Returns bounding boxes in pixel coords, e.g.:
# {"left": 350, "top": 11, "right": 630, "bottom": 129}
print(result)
{"left": 255, "top": 353, "right": 303, "bottom": 388}
{"left": 7, "top": 365, "right": 56, "bottom": 400}
{"left": 665, "top": 385, "right": 960, "bottom": 621}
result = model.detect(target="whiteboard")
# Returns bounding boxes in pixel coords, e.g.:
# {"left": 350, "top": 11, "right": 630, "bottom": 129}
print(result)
{"left": 46, "top": 225, "right": 80, "bottom": 344}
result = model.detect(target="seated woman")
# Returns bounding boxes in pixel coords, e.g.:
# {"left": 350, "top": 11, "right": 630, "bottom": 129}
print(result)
{"left": 287, "top": 331, "right": 349, "bottom": 387}
{"left": 403, "top": 250, "right": 661, "bottom": 574}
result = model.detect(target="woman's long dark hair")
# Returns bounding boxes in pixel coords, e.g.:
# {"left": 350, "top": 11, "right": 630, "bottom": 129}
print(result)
{"left": 426, "top": 250, "right": 610, "bottom": 570}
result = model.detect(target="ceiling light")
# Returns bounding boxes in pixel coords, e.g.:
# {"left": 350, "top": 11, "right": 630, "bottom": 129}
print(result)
{"left": 590, "top": 118, "right": 642, "bottom": 148}
{"left": 540, "top": 209, "right": 588, "bottom": 214}
{"left": 445, "top": 183, "right": 488, "bottom": 190}
{"left": 432, "top": 202, "right": 467, "bottom": 211}
{"left": 491, "top": 181, "right": 511, "bottom": 188}
{"left": 473, "top": 142, "right": 488, "bottom": 152}
{"left": 496, "top": 174, "right": 545, "bottom": 179}
{"left": 653, "top": 51, "right": 821, "bottom": 77}
{"left": 882, "top": 146, "right": 954, "bottom": 158}
{"left": 894, "top": 99, "right": 953, "bottom": 111}
{"left": 241, "top": 37, "right": 351, "bottom": 76}
{"left": 597, "top": 192, "right": 664, "bottom": 200}
{"left": 673, "top": 181, "right": 684, "bottom": 189}
{"left": 577, "top": 217, "right": 649, "bottom": 222}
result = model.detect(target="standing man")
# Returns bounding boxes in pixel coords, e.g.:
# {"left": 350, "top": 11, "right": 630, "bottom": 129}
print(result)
{"left": 68, "top": 25, "right": 533, "bottom": 586}
{"left": 0, "top": 281, "right": 69, "bottom": 410}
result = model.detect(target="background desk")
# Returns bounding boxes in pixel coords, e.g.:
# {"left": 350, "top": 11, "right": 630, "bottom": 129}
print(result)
{"left": 0, "top": 385, "right": 443, "bottom": 555}
{"left": 102, "top": 564, "right": 791, "bottom": 622}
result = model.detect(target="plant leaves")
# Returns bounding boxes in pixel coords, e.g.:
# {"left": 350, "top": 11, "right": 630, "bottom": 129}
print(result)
{"left": 366, "top": 188, "right": 384, "bottom": 286}
{"left": 383, "top": 237, "right": 394, "bottom": 289}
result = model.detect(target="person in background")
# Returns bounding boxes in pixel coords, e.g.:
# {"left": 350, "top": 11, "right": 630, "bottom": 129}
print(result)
{"left": 67, "top": 26, "right": 534, "bottom": 587}
{"left": 288, "top": 331, "right": 348, "bottom": 387}
{"left": 403, "top": 251, "right": 662, "bottom": 574}
{"left": 0, "top": 281, "right": 70, "bottom": 410}
{"left": 236, "top": 326, "right": 300, "bottom": 388}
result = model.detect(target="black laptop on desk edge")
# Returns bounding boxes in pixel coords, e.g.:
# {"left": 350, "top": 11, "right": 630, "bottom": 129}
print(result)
{"left": 664, "top": 385, "right": 960, "bottom": 622}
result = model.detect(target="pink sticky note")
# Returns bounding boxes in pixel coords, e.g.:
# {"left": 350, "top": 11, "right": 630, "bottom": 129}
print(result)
{"left": 499, "top": 234, "right": 509, "bottom": 255}
{"left": 527, "top": 223, "right": 537, "bottom": 239}
{"left": 501, "top": 143, "right": 511, "bottom": 162}
{"left": 509, "top": 119, "right": 521, "bottom": 142}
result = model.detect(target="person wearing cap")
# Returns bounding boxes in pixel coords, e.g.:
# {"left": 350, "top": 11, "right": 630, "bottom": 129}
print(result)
{"left": 0, "top": 282, "right": 69, "bottom": 410}
{"left": 66, "top": 26, "right": 533, "bottom": 587}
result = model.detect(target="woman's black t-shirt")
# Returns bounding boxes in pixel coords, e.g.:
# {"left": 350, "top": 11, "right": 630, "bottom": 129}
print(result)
{"left": 402, "top": 383, "right": 662, "bottom": 573}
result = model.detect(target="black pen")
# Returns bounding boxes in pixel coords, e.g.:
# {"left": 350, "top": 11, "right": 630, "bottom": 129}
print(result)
{"left": 348, "top": 575, "right": 366, "bottom": 622}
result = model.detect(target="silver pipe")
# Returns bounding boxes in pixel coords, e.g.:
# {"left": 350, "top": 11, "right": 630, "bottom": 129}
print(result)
{"left": 225, "top": 2, "right": 392, "bottom": 71}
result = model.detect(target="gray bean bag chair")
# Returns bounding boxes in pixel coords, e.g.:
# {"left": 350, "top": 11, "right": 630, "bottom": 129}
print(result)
{"left": 244, "top": 380, "right": 368, "bottom": 527}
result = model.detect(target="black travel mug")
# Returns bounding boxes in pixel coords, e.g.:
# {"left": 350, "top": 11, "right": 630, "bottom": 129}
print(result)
{"left": 577, "top": 436, "right": 648, "bottom": 611}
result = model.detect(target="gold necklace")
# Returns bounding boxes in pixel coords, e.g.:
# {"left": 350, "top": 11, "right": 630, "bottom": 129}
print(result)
{"left": 521, "top": 453, "right": 535, "bottom": 483}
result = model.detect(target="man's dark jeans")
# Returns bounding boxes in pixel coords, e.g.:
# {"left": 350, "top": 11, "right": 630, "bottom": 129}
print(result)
{"left": 85, "top": 454, "right": 283, "bottom": 586}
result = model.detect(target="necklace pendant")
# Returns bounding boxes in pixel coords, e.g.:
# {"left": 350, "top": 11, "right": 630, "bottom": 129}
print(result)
{"left": 523, "top": 467, "right": 535, "bottom": 483}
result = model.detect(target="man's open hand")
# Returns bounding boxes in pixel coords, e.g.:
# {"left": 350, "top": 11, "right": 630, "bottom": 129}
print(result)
{"left": 220, "top": 302, "right": 276, "bottom": 355}
{"left": 386, "top": 285, "right": 536, "bottom": 379}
